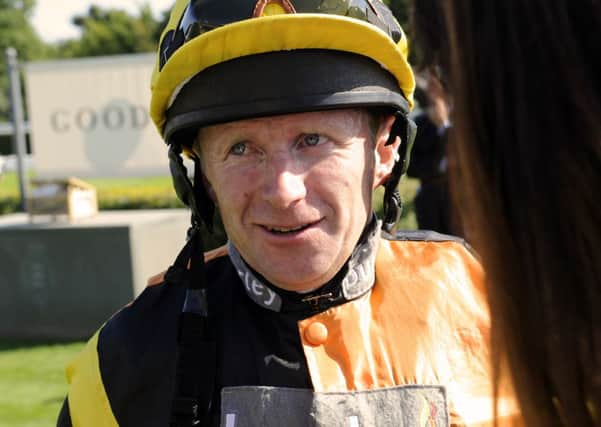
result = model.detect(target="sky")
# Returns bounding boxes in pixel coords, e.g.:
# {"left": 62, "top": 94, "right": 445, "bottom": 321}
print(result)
{"left": 31, "top": 0, "right": 175, "bottom": 43}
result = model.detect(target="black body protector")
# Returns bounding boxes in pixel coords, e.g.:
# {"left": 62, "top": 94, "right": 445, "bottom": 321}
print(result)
{"left": 158, "top": 1, "right": 417, "bottom": 425}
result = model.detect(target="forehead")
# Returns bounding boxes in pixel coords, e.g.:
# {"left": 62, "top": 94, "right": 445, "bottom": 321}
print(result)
{"left": 197, "top": 109, "right": 370, "bottom": 143}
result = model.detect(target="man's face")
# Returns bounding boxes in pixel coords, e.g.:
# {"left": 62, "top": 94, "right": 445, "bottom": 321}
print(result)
{"left": 198, "top": 109, "right": 396, "bottom": 292}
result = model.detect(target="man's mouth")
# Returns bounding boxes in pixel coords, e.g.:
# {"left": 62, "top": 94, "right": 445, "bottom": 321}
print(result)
{"left": 262, "top": 221, "right": 318, "bottom": 235}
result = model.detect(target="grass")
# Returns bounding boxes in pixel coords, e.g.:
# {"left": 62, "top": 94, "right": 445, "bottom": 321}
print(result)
{"left": 1, "top": 173, "right": 176, "bottom": 198}
{"left": 0, "top": 340, "right": 85, "bottom": 427}
{"left": 0, "top": 173, "right": 183, "bottom": 211}
{"left": 89, "top": 175, "right": 185, "bottom": 210}
{"left": 0, "top": 172, "right": 20, "bottom": 198}
{"left": 0, "top": 172, "right": 22, "bottom": 214}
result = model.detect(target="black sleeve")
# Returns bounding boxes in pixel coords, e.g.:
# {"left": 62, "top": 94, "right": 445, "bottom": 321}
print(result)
{"left": 56, "top": 398, "right": 72, "bottom": 427}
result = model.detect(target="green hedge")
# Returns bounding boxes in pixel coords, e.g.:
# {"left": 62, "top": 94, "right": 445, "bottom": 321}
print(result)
{"left": 0, "top": 196, "right": 19, "bottom": 215}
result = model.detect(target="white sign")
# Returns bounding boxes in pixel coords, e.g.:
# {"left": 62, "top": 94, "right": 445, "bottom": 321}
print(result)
{"left": 24, "top": 53, "right": 169, "bottom": 178}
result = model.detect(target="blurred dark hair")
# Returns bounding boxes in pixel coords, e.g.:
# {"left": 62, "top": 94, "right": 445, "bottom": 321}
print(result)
{"left": 410, "top": 0, "right": 448, "bottom": 72}
{"left": 413, "top": 1, "right": 601, "bottom": 425}
{"left": 413, "top": 86, "right": 429, "bottom": 109}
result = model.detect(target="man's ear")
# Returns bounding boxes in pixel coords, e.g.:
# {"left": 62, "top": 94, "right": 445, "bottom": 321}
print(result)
{"left": 373, "top": 115, "right": 400, "bottom": 189}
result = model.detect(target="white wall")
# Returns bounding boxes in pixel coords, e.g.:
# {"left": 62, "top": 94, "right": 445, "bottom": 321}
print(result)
{"left": 24, "top": 53, "right": 169, "bottom": 178}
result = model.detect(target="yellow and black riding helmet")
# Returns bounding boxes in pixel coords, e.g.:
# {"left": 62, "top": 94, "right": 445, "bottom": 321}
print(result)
{"left": 151, "top": 0, "right": 417, "bottom": 234}
{"left": 152, "top": 2, "right": 417, "bottom": 425}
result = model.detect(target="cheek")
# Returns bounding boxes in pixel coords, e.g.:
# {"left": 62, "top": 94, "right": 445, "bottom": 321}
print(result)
{"left": 209, "top": 166, "right": 256, "bottom": 212}
{"left": 309, "top": 158, "right": 367, "bottom": 208}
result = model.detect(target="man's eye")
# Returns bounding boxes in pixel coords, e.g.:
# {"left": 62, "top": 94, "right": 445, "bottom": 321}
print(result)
{"left": 229, "top": 142, "right": 247, "bottom": 155}
{"left": 300, "top": 134, "right": 324, "bottom": 147}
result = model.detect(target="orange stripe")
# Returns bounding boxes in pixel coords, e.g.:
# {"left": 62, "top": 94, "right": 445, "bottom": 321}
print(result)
{"left": 204, "top": 244, "right": 228, "bottom": 262}
{"left": 299, "top": 238, "right": 521, "bottom": 425}
{"left": 146, "top": 245, "right": 228, "bottom": 288}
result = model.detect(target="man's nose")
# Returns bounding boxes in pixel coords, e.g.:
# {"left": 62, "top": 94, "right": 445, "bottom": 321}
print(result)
{"left": 261, "top": 158, "right": 307, "bottom": 209}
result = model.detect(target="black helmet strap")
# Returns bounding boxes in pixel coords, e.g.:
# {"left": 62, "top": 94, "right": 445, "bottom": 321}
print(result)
{"left": 167, "top": 145, "right": 217, "bottom": 426}
{"left": 382, "top": 111, "right": 417, "bottom": 232}
{"left": 168, "top": 144, "right": 215, "bottom": 231}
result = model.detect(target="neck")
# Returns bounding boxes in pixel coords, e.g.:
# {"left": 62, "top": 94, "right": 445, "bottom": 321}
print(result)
{"left": 227, "top": 215, "right": 381, "bottom": 313}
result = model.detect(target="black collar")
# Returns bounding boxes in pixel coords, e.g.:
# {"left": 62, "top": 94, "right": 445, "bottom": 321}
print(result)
{"left": 227, "top": 216, "right": 381, "bottom": 314}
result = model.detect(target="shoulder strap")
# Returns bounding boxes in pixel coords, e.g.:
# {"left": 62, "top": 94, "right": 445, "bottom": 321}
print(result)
{"left": 168, "top": 228, "right": 216, "bottom": 427}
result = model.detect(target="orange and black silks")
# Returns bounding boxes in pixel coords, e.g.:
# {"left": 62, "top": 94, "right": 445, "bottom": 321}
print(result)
{"left": 58, "top": 230, "right": 520, "bottom": 426}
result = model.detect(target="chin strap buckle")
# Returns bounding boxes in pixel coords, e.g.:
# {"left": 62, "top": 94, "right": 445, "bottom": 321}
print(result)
{"left": 382, "top": 111, "right": 417, "bottom": 233}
